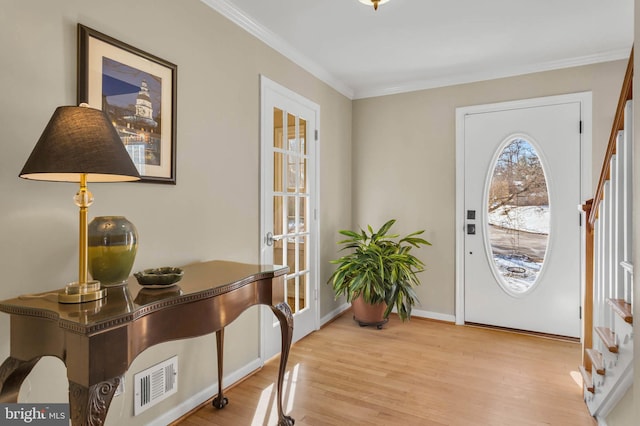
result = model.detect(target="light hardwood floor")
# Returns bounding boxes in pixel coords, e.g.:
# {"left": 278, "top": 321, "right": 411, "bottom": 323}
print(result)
{"left": 176, "top": 312, "right": 596, "bottom": 426}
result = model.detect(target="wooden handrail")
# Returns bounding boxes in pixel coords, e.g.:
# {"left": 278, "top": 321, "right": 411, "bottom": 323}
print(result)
{"left": 589, "top": 48, "right": 634, "bottom": 226}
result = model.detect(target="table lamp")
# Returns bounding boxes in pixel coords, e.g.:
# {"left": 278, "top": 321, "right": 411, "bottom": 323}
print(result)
{"left": 19, "top": 105, "right": 141, "bottom": 303}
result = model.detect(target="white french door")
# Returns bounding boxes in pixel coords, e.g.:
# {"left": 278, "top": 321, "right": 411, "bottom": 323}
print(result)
{"left": 456, "top": 94, "right": 591, "bottom": 338}
{"left": 260, "top": 76, "right": 319, "bottom": 359}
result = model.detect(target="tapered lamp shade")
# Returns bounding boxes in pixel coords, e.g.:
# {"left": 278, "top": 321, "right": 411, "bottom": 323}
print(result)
{"left": 19, "top": 106, "right": 140, "bottom": 182}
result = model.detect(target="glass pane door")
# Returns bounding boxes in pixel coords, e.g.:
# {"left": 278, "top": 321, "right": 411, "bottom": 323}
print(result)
{"left": 273, "top": 108, "right": 309, "bottom": 314}
{"left": 260, "top": 76, "right": 318, "bottom": 357}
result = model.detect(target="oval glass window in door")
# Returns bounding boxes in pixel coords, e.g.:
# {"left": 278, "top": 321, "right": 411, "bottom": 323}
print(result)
{"left": 486, "top": 138, "right": 550, "bottom": 295}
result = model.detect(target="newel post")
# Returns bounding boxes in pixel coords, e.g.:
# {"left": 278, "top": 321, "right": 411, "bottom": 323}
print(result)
{"left": 581, "top": 199, "right": 594, "bottom": 371}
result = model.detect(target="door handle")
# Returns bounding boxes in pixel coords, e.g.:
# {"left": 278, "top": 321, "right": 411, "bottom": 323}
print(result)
{"left": 265, "top": 232, "right": 283, "bottom": 246}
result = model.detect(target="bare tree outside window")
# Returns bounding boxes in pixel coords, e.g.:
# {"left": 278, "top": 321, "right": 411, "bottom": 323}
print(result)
{"left": 487, "top": 138, "right": 550, "bottom": 294}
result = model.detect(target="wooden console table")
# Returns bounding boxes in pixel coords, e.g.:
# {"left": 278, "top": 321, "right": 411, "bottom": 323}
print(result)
{"left": 0, "top": 260, "right": 294, "bottom": 426}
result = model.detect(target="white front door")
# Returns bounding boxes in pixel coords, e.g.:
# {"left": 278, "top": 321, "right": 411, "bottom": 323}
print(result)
{"left": 458, "top": 94, "right": 590, "bottom": 337}
{"left": 260, "top": 76, "right": 319, "bottom": 359}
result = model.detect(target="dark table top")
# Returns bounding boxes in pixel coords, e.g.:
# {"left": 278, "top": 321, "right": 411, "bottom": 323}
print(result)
{"left": 0, "top": 260, "right": 287, "bottom": 333}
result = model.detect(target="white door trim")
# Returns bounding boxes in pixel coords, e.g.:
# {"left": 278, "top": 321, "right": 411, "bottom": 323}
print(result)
{"left": 259, "top": 75, "right": 321, "bottom": 360}
{"left": 455, "top": 92, "right": 593, "bottom": 326}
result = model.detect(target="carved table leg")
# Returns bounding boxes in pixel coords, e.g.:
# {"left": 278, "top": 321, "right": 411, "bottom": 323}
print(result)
{"left": 0, "top": 356, "right": 41, "bottom": 402}
{"left": 212, "top": 328, "right": 228, "bottom": 409}
{"left": 270, "top": 302, "right": 295, "bottom": 426}
{"left": 68, "top": 377, "right": 120, "bottom": 426}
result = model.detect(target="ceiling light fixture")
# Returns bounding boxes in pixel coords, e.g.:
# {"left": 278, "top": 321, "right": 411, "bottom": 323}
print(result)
{"left": 359, "top": 0, "right": 390, "bottom": 11}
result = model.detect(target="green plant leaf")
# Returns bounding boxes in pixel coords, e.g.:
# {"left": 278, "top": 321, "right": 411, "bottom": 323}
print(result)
{"left": 327, "top": 219, "right": 431, "bottom": 321}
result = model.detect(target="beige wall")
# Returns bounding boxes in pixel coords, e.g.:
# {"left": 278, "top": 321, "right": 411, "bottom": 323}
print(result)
{"left": 352, "top": 61, "right": 627, "bottom": 318}
{"left": 0, "top": 0, "right": 351, "bottom": 424}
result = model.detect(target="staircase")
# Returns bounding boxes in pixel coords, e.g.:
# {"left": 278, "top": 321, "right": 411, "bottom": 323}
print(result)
{"left": 579, "top": 49, "right": 634, "bottom": 421}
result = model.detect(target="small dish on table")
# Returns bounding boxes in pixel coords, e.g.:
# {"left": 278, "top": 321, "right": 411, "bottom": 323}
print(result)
{"left": 134, "top": 267, "right": 184, "bottom": 288}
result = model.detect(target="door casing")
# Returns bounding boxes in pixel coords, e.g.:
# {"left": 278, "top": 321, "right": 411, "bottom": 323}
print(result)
{"left": 455, "top": 92, "right": 593, "bottom": 329}
{"left": 259, "top": 75, "right": 320, "bottom": 360}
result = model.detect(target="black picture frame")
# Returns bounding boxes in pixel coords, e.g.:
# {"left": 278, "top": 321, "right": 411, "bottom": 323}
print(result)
{"left": 77, "top": 24, "right": 177, "bottom": 184}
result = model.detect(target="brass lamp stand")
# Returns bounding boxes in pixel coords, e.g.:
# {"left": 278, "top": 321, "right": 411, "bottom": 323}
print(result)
{"left": 58, "top": 173, "right": 104, "bottom": 303}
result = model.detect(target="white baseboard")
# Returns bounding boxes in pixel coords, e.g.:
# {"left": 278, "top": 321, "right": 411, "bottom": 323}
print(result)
{"left": 148, "top": 358, "right": 263, "bottom": 426}
{"left": 321, "top": 302, "right": 456, "bottom": 325}
{"left": 320, "top": 302, "right": 350, "bottom": 326}
{"left": 410, "top": 308, "right": 456, "bottom": 323}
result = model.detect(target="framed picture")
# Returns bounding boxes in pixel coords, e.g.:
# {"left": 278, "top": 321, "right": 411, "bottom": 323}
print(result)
{"left": 77, "top": 24, "right": 177, "bottom": 184}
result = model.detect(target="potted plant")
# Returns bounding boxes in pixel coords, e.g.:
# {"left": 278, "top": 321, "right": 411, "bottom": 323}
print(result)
{"left": 328, "top": 219, "right": 431, "bottom": 328}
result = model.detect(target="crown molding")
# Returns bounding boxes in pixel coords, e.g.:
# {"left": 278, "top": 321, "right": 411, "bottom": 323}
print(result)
{"left": 200, "top": 0, "right": 355, "bottom": 99}
{"left": 353, "top": 48, "right": 631, "bottom": 99}
{"left": 200, "top": 0, "right": 630, "bottom": 101}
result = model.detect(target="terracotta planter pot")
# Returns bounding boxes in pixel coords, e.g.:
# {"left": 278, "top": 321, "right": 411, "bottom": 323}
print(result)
{"left": 351, "top": 295, "right": 388, "bottom": 329}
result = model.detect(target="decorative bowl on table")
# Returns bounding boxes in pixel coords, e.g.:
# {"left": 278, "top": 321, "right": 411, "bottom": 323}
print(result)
{"left": 134, "top": 267, "right": 184, "bottom": 287}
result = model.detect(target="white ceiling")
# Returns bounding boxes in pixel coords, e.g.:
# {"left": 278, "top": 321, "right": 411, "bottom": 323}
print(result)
{"left": 202, "top": 0, "right": 634, "bottom": 99}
